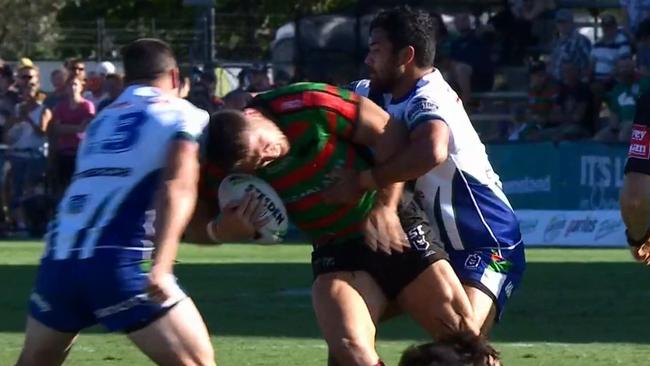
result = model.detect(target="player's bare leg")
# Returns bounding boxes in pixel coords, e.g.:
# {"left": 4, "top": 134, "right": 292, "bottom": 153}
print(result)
{"left": 313, "top": 271, "right": 388, "bottom": 366}
{"left": 128, "top": 298, "right": 215, "bottom": 366}
{"left": 464, "top": 285, "right": 498, "bottom": 335}
{"left": 397, "top": 260, "right": 480, "bottom": 339}
{"left": 14, "top": 317, "right": 78, "bottom": 366}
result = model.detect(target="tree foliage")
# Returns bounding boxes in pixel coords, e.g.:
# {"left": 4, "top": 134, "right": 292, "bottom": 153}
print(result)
{"left": 0, "top": 0, "right": 356, "bottom": 61}
{"left": 0, "top": 0, "right": 68, "bottom": 60}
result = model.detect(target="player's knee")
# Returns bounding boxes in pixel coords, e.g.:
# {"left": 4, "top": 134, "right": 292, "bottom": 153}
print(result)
{"left": 328, "top": 336, "right": 377, "bottom": 366}
{"left": 186, "top": 339, "right": 216, "bottom": 366}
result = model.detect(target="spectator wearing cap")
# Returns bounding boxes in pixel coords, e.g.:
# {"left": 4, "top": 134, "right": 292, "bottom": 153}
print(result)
{"left": 15, "top": 65, "right": 38, "bottom": 97}
{"left": 44, "top": 68, "right": 68, "bottom": 110}
{"left": 549, "top": 9, "right": 592, "bottom": 81}
{"left": 84, "top": 61, "right": 116, "bottom": 109}
{"left": 96, "top": 73, "right": 124, "bottom": 112}
{"left": 589, "top": 14, "right": 632, "bottom": 87}
{"left": 637, "top": 18, "right": 650, "bottom": 75}
{"left": 594, "top": 57, "right": 650, "bottom": 142}
{"left": 620, "top": 0, "right": 650, "bottom": 36}
{"left": 509, "top": 61, "right": 558, "bottom": 141}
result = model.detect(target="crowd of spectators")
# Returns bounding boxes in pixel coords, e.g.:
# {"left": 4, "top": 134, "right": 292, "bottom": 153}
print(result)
{"left": 0, "top": 58, "right": 274, "bottom": 238}
{"left": 427, "top": 2, "right": 650, "bottom": 143}
{"left": 0, "top": 1, "right": 648, "bottom": 236}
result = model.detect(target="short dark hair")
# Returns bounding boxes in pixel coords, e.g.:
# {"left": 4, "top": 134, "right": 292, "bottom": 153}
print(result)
{"left": 0, "top": 64, "right": 14, "bottom": 82}
{"left": 205, "top": 110, "right": 252, "bottom": 171}
{"left": 65, "top": 58, "right": 84, "bottom": 69}
{"left": 370, "top": 6, "right": 437, "bottom": 68}
{"left": 121, "top": 38, "right": 177, "bottom": 83}
{"left": 398, "top": 332, "right": 500, "bottom": 366}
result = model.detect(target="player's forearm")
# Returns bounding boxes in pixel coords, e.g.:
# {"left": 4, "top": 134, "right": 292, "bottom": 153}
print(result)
{"left": 153, "top": 182, "right": 198, "bottom": 270}
{"left": 375, "top": 182, "right": 404, "bottom": 209}
{"left": 621, "top": 174, "right": 650, "bottom": 239}
{"left": 368, "top": 138, "right": 443, "bottom": 189}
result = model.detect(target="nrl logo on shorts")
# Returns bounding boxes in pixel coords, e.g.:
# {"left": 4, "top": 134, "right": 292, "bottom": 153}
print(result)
{"left": 407, "top": 224, "right": 430, "bottom": 251}
{"left": 464, "top": 253, "right": 481, "bottom": 269}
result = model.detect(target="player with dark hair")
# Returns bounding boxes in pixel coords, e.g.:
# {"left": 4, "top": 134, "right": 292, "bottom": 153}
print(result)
{"left": 398, "top": 332, "right": 501, "bottom": 366}
{"left": 620, "top": 91, "right": 650, "bottom": 262}
{"left": 14, "top": 38, "right": 216, "bottom": 366}
{"left": 335, "top": 5, "right": 526, "bottom": 335}
{"left": 194, "top": 82, "right": 480, "bottom": 366}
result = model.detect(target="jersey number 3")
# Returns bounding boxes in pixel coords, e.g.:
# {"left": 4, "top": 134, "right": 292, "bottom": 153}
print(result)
{"left": 84, "top": 111, "right": 146, "bottom": 155}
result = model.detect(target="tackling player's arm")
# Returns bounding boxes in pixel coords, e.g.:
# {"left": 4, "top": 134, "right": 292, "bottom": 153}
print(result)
{"left": 360, "top": 97, "right": 450, "bottom": 190}
{"left": 620, "top": 92, "right": 650, "bottom": 263}
{"left": 330, "top": 95, "right": 411, "bottom": 253}
{"left": 149, "top": 138, "right": 200, "bottom": 302}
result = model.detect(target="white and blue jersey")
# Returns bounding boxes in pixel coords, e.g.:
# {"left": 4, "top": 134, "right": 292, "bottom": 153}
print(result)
{"left": 44, "top": 85, "right": 207, "bottom": 261}
{"left": 352, "top": 71, "right": 525, "bottom": 317}
{"left": 29, "top": 85, "right": 208, "bottom": 333}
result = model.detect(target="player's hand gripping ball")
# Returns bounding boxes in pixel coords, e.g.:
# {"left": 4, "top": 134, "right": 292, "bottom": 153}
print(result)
{"left": 218, "top": 174, "right": 289, "bottom": 243}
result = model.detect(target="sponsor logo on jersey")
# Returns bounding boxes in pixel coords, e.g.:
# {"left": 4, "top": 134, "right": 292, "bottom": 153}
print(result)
{"left": 629, "top": 124, "right": 650, "bottom": 159}
{"left": 94, "top": 294, "right": 148, "bottom": 319}
{"left": 405, "top": 96, "right": 439, "bottom": 123}
{"left": 279, "top": 98, "right": 304, "bottom": 112}
{"left": 488, "top": 250, "right": 513, "bottom": 274}
{"left": 543, "top": 215, "right": 567, "bottom": 242}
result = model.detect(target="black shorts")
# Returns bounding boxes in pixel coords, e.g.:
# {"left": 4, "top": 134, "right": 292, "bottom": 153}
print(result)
{"left": 311, "top": 194, "right": 448, "bottom": 299}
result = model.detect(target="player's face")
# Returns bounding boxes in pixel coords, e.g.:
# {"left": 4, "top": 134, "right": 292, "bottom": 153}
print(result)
{"left": 365, "top": 28, "right": 401, "bottom": 92}
{"left": 236, "top": 110, "right": 286, "bottom": 172}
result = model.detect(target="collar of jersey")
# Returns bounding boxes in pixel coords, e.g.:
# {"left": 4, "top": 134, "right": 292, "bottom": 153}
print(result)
{"left": 389, "top": 70, "right": 437, "bottom": 105}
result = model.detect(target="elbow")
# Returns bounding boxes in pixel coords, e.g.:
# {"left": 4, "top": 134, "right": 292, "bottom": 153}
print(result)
{"left": 421, "top": 144, "right": 448, "bottom": 172}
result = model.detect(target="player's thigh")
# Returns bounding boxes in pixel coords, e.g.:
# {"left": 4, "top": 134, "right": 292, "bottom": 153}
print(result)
{"left": 128, "top": 298, "right": 215, "bottom": 366}
{"left": 464, "top": 284, "right": 498, "bottom": 336}
{"left": 397, "top": 260, "right": 479, "bottom": 339}
{"left": 15, "top": 316, "right": 78, "bottom": 366}
{"left": 312, "top": 271, "right": 387, "bottom": 366}
{"left": 450, "top": 244, "right": 526, "bottom": 335}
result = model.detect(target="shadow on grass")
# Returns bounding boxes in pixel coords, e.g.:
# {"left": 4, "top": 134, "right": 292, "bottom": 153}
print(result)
{"left": 2, "top": 261, "right": 649, "bottom": 343}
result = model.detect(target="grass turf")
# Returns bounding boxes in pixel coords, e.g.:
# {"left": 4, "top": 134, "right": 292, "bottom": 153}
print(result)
{"left": 1, "top": 242, "right": 649, "bottom": 365}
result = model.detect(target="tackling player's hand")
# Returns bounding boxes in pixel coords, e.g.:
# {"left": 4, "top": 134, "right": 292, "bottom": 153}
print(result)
{"left": 363, "top": 204, "right": 409, "bottom": 255}
{"left": 322, "top": 169, "right": 364, "bottom": 204}
{"left": 213, "top": 192, "right": 270, "bottom": 242}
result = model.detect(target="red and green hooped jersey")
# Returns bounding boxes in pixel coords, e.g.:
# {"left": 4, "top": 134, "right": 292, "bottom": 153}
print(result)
{"left": 198, "top": 82, "right": 376, "bottom": 244}
{"left": 250, "top": 82, "right": 376, "bottom": 244}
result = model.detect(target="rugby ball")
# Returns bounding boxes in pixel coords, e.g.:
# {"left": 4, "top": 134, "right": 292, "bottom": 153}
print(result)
{"left": 217, "top": 174, "right": 289, "bottom": 244}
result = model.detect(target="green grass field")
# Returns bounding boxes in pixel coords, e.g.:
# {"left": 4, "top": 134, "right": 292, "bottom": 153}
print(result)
{"left": 1, "top": 242, "right": 649, "bottom": 365}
